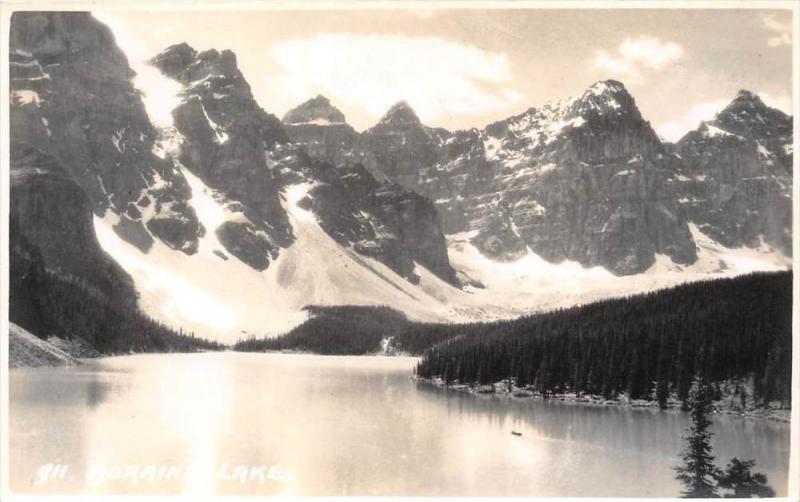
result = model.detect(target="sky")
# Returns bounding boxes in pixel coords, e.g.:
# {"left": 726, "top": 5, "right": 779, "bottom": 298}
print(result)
{"left": 94, "top": 7, "right": 794, "bottom": 141}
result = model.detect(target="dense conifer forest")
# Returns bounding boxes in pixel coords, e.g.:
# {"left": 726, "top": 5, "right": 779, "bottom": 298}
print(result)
{"left": 9, "top": 231, "right": 224, "bottom": 354}
{"left": 234, "top": 306, "right": 412, "bottom": 354}
{"left": 415, "top": 272, "right": 792, "bottom": 407}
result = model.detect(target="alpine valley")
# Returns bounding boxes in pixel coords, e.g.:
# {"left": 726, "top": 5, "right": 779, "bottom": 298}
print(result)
{"left": 8, "top": 12, "right": 792, "bottom": 345}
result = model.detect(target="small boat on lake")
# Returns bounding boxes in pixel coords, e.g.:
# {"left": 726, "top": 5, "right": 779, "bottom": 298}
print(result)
{"left": 511, "top": 431, "right": 522, "bottom": 436}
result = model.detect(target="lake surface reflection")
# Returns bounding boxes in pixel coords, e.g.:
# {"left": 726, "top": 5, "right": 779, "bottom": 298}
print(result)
{"left": 9, "top": 352, "right": 790, "bottom": 496}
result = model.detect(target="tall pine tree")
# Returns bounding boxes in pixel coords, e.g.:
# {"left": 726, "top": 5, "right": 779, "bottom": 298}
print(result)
{"left": 675, "top": 375, "right": 719, "bottom": 498}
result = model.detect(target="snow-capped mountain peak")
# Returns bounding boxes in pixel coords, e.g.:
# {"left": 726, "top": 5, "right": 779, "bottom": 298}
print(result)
{"left": 569, "top": 79, "right": 641, "bottom": 119}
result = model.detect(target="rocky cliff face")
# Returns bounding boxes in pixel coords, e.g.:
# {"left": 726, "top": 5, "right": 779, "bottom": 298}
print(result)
{"left": 9, "top": 12, "right": 202, "bottom": 255}
{"left": 287, "top": 81, "right": 793, "bottom": 276}
{"left": 468, "top": 81, "right": 697, "bottom": 274}
{"left": 9, "top": 143, "right": 135, "bottom": 299}
{"left": 149, "top": 43, "right": 293, "bottom": 270}
{"left": 149, "top": 43, "right": 459, "bottom": 282}
{"left": 675, "top": 90, "right": 793, "bottom": 254}
{"left": 298, "top": 163, "right": 456, "bottom": 284}
{"left": 282, "top": 95, "right": 359, "bottom": 166}
{"left": 286, "top": 81, "right": 708, "bottom": 275}
{"left": 355, "top": 102, "right": 447, "bottom": 189}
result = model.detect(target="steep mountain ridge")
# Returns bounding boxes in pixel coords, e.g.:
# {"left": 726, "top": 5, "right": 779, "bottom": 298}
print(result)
{"left": 9, "top": 12, "right": 202, "bottom": 255}
{"left": 675, "top": 90, "right": 793, "bottom": 254}
{"left": 149, "top": 42, "right": 293, "bottom": 270}
{"left": 468, "top": 80, "right": 697, "bottom": 274}
{"left": 149, "top": 42, "right": 459, "bottom": 282}
{"left": 284, "top": 81, "right": 791, "bottom": 276}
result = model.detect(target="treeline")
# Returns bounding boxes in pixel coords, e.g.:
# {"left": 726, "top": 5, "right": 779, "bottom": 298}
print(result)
{"left": 415, "top": 272, "right": 792, "bottom": 408}
{"left": 233, "top": 304, "right": 465, "bottom": 355}
{"left": 234, "top": 305, "right": 410, "bottom": 354}
{"left": 10, "top": 243, "right": 225, "bottom": 354}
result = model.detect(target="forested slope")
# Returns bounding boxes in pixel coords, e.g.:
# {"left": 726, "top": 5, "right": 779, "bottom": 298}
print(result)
{"left": 9, "top": 220, "right": 224, "bottom": 354}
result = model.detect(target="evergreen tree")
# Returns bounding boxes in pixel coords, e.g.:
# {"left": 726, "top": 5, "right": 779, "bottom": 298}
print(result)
{"left": 656, "top": 331, "right": 672, "bottom": 409}
{"left": 716, "top": 458, "right": 775, "bottom": 498}
{"left": 412, "top": 272, "right": 790, "bottom": 407}
{"left": 675, "top": 375, "right": 720, "bottom": 498}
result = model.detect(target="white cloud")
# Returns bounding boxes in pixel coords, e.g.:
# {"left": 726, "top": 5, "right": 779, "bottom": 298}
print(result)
{"left": 761, "top": 14, "right": 792, "bottom": 47}
{"left": 262, "top": 33, "right": 525, "bottom": 129}
{"left": 656, "top": 99, "right": 729, "bottom": 142}
{"left": 760, "top": 92, "right": 793, "bottom": 114}
{"left": 594, "top": 36, "right": 684, "bottom": 83}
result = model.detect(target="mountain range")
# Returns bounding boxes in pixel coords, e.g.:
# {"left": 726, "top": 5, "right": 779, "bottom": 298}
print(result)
{"left": 8, "top": 12, "right": 793, "bottom": 341}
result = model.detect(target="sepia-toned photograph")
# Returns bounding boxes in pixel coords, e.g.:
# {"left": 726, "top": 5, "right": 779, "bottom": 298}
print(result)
{"left": 1, "top": 1, "right": 797, "bottom": 499}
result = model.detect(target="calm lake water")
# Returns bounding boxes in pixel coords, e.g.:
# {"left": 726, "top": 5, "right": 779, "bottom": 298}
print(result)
{"left": 10, "top": 352, "right": 790, "bottom": 496}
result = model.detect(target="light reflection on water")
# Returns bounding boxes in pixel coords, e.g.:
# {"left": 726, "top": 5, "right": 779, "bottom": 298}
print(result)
{"left": 9, "top": 352, "right": 790, "bottom": 497}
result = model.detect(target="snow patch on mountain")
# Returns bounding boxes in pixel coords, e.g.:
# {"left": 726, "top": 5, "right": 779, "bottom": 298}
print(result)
{"left": 199, "top": 102, "right": 229, "bottom": 144}
{"left": 93, "top": 175, "right": 309, "bottom": 341}
{"left": 133, "top": 61, "right": 183, "bottom": 129}
{"left": 442, "top": 226, "right": 790, "bottom": 319}
{"left": 11, "top": 90, "right": 40, "bottom": 106}
{"left": 276, "top": 184, "right": 463, "bottom": 322}
{"left": 658, "top": 224, "right": 791, "bottom": 274}
{"left": 93, "top": 175, "right": 791, "bottom": 342}
{"left": 93, "top": 181, "right": 469, "bottom": 341}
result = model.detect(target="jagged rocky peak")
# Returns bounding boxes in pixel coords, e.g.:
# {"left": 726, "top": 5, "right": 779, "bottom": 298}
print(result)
{"left": 710, "top": 89, "right": 792, "bottom": 141}
{"left": 283, "top": 95, "right": 347, "bottom": 125}
{"left": 377, "top": 101, "right": 423, "bottom": 127}
{"left": 725, "top": 89, "right": 769, "bottom": 113}
{"left": 682, "top": 89, "right": 792, "bottom": 151}
{"left": 569, "top": 79, "right": 643, "bottom": 119}
{"left": 149, "top": 42, "right": 293, "bottom": 270}
{"left": 150, "top": 42, "right": 197, "bottom": 79}
{"left": 282, "top": 96, "right": 358, "bottom": 167}
{"left": 463, "top": 78, "right": 695, "bottom": 275}
{"left": 675, "top": 89, "right": 793, "bottom": 254}
{"left": 483, "top": 79, "right": 660, "bottom": 164}
{"left": 151, "top": 43, "right": 244, "bottom": 89}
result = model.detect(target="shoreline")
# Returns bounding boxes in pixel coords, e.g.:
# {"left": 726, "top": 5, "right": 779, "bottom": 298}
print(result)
{"left": 9, "top": 348, "right": 417, "bottom": 369}
{"left": 414, "top": 377, "right": 791, "bottom": 423}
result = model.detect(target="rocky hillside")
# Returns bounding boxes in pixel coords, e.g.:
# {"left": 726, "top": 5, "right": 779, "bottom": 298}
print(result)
{"left": 297, "top": 163, "right": 456, "bottom": 284}
{"left": 285, "top": 81, "right": 791, "bottom": 275}
{"left": 9, "top": 143, "right": 135, "bottom": 298}
{"left": 9, "top": 323, "right": 82, "bottom": 368}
